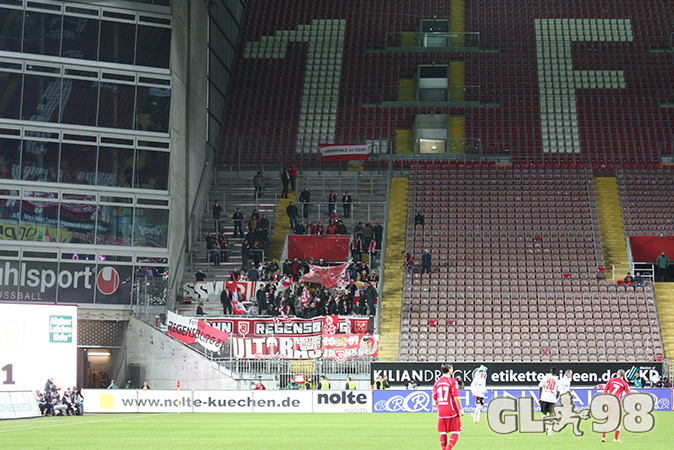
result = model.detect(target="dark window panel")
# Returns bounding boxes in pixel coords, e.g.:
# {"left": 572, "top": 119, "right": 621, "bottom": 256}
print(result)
{"left": 0, "top": 197, "right": 20, "bottom": 240}
{"left": 0, "top": 71, "right": 23, "bottom": 119}
{"left": 23, "top": 11, "right": 62, "bottom": 56}
{"left": 21, "top": 140, "right": 59, "bottom": 182}
{"left": 61, "top": 15, "right": 99, "bottom": 60}
{"left": 98, "top": 82, "right": 135, "bottom": 130}
{"left": 59, "top": 202, "right": 98, "bottom": 244}
{"left": 60, "top": 78, "right": 99, "bottom": 126}
{"left": 96, "top": 204, "right": 133, "bottom": 246}
{"left": 135, "top": 24, "right": 171, "bottom": 68}
{"left": 22, "top": 74, "right": 61, "bottom": 122}
{"left": 135, "top": 86, "right": 170, "bottom": 132}
{"left": 0, "top": 136, "right": 20, "bottom": 180}
{"left": 133, "top": 207, "right": 168, "bottom": 247}
{"left": 60, "top": 142, "right": 96, "bottom": 185}
{"left": 97, "top": 146, "right": 133, "bottom": 188}
{"left": 20, "top": 197, "right": 59, "bottom": 242}
{"left": 134, "top": 149, "right": 168, "bottom": 190}
{"left": 0, "top": 7, "right": 24, "bottom": 53}
{"left": 99, "top": 20, "right": 135, "bottom": 65}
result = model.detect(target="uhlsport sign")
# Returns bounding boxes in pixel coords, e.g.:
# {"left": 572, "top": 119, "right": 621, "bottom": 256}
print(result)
{"left": 0, "top": 260, "right": 132, "bottom": 303}
{"left": 371, "top": 362, "right": 665, "bottom": 387}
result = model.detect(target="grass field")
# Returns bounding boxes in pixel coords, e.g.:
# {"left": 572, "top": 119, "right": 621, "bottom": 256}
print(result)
{"left": 1, "top": 411, "right": 672, "bottom": 450}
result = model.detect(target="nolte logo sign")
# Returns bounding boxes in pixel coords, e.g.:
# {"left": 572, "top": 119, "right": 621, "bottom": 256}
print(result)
{"left": 317, "top": 391, "right": 368, "bottom": 405}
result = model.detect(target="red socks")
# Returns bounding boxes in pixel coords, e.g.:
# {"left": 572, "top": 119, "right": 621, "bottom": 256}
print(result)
{"left": 447, "top": 432, "right": 459, "bottom": 450}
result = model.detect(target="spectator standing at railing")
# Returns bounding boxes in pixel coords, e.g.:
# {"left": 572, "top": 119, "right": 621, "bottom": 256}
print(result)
{"left": 366, "top": 282, "right": 378, "bottom": 316}
{"left": 354, "top": 221, "right": 364, "bottom": 240}
{"left": 287, "top": 201, "right": 299, "bottom": 229}
{"left": 289, "top": 163, "right": 298, "bottom": 191}
{"left": 351, "top": 236, "right": 363, "bottom": 262}
{"left": 337, "top": 220, "right": 348, "bottom": 234}
{"left": 362, "top": 222, "right": 373, "bottom": 250}
{"left": 327, "top": 221, "right": 338, "bottom": 235}
{"left": 327, "top": 190, "right": 337, "bottom": 216}
{"left": 299, "top": 186, "right": 311, "bottom": 218}
{"left": 368, "top": 239, "right": 378, "bottom": 269}
{"left": 221, "top": 287, "right": 232, "bottom": 315}
{"left": 212, "top": 200, "right": 222, "bottom": 233}
{"left": 294, "top": 220, "right": 306, "bottom": 235}
{"left": 247, "top": 263, "right": 259, "bottom": 282}
{"left": 316, "top": 221, "right": 325, "bottom": 235}
{"left": 218, "top": 233, "right": 228, "bottom": 262}
{"left": 232, "top": 208, "right": 244, "bottom": 238}
{"left": 306, "top": 220, "right": 316, "bottom": 235}
{"left": 253, "top": 171, "right": 264, "bottom": 199}
{"left": 373, "top": 222, "right": 383, "bottom": 245}
{"left": 280, "top": 168, "right": 290, "bottom": 199}
{"left": 342, "top": 191, "right": 352, "bottom": 218}
{"left": 656, "top": 251, "right": 670, "bottom": 282}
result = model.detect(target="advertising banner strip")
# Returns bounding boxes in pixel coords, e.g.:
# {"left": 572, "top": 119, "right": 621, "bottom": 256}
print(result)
{"left": 0, "top": 391, "right": 41, "bottom": 419}
{"left": 371, "top": 388, "right": 673, "bottom": 413}
{"left": 371, "top": 361, "right": 665, "bottom": 387}
{"left": 319, "top": 144, "right": 370, "bottom": 162}
{"left": 80, "top": 389, "right": 347, "bottom": 414}
{"left": 166, "top": 311, "right": 229, "bottom": 352}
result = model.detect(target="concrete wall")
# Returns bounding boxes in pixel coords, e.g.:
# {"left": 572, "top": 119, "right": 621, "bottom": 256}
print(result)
{"left": 168, "top": 0, "right": 211, "bottom": 306}
{"left": 126, "top": 318, "right": 236, "bottom": 390}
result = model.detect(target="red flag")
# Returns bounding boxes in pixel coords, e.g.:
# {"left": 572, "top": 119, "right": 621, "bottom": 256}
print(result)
{"left": 176, "top": 381, "right": 180, "bottom": 389}
{"left": 323, "top": 315, "right": 339, "bottom": 336}
{"left": 231, "top": 288, "right": 247, "bottom": 315}
{"left": 299, "top": 287, "right": 312, "bottom": 307}
{"left": 299, "top": 262, "right": 349, "bottom": 289}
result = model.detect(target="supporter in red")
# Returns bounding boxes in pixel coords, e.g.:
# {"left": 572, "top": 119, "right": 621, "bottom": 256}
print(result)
{"left": 327, "top": 222, "right": 338, "bottom": 235}
{"left": 329, "top": 210, "right": 340, "bottom": 224}
{"left": 288, "top": 163, "right": 298, "bottom": 191}
{"left": 351, "top": 236, "right": 363, "bottom": 262}
{"left": 601, "top": 369, "right": 631, "bottom": 443}
{"left": 402, "top": 251, "right": 414, "bottom": 273}
{"left": 327, "top": 190, "right": 337, "bottom": 216}
{"left": 623, "top": 274, "right": 634, "bottom": 286}
{"left": 253, "top": 379, "right": 266, "bottom": 390}
{"left": 306, "top": 220, "right": 316, "bottom": 235}
{"left": 315, "top": 221, "right": 325, "bottom": 235}
{"left": 433, "top": 363, "right": 464, "bottom": 450}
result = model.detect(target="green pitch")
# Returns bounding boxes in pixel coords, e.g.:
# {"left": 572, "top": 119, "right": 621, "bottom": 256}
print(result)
{"left": 1, "top": 412, "right": 672, "bottom": 450}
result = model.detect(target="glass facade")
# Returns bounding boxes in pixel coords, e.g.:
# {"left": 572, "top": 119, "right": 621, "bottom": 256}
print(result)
{"left": 0, "top": 0, "right": 172, "bottom": 306}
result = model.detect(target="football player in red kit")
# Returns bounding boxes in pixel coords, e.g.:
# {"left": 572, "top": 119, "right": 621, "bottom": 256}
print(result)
{"left": 601, "top": 369, "right": 631, "bottom": 443}
{"left": 433, "top": 363, "right": 464, "bottom": 450}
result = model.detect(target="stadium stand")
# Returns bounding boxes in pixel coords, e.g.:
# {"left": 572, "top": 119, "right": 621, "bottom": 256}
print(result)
{"left": 398, "top": 165, "right": 664, "bottom": 362}
{"left": 616, "top": 167, "right": 674, "bottom": 235}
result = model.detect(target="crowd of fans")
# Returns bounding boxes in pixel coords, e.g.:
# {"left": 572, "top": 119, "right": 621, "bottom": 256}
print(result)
{"left": 204, "top": 258, "right": 379, "bottom": 318}
{"left": 37, "top": 378, "right": 84, "bottom": 417}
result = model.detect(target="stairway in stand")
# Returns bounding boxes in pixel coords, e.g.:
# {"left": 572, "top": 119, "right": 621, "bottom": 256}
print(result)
{"left": 378, "top": 178, "right": 409, "bottom": 359}
{"left": 654, "top": 282, "right": 674, "bottom": 361}
{"left": 268, "top": 191, "right": 296, "bottom": 262}
{"left": 594, "top": 177, "right": 629, "bottom": 278}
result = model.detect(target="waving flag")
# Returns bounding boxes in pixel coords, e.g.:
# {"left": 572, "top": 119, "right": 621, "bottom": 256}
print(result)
{"left": 299, "top": 262, "right": 349, "bottom": 289}
{"left": 299, "top": 287, "right": 312, "bottom": 307}
{"left": 231, "top": 287, "right": 247, "bottom": 315}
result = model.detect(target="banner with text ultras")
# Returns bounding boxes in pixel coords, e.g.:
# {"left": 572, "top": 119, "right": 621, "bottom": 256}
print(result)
{"left": 372, "top": 389, "right": 673, "bottom": 413}
{"left": 0, "top": 304, "right": 77, "bottom": 392}
{"left": 371, "top": 361, "right": 665, "bottom": 388}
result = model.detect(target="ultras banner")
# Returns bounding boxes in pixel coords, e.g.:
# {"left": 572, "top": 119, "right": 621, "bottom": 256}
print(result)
{"left": 371, "top": 361, "right": 665, "bottom": 387}
{"left": 206, "top": 316, "right": 370, "bottom": 336}
{"left": 229, "top": 334, "right": 379, "bottom": 360}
